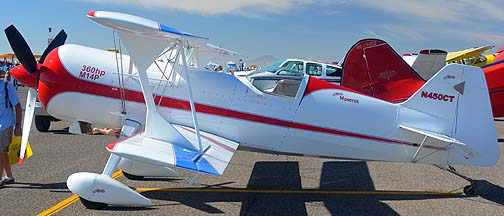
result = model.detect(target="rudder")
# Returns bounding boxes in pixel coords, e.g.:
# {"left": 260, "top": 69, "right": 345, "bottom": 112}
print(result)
{"left": 401, "top": 64, "right": 499, "bottom": 166}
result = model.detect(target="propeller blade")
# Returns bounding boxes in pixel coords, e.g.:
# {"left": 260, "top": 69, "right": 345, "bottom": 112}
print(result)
{"left": 39, "top": 29, "right": 67, "bottom": 63}
{"left": 4, "top": 25, "right": 37, "bottom": 73}
{"left": 19, "top": 88, "right": 37, "bottom": 166}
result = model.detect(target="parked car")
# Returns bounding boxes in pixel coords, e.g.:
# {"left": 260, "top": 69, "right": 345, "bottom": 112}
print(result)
{"left": 244, "top": 58, "right": 342, "bottom": 84}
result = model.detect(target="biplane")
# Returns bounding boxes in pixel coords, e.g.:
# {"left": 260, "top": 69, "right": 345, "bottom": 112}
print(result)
{"left": 6, "top": 11, "right": 499, "bottom": 209}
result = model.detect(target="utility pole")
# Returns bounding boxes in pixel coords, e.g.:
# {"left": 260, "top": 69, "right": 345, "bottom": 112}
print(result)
{"left": 48, "top": 27, "right": 53, "bottom": 45}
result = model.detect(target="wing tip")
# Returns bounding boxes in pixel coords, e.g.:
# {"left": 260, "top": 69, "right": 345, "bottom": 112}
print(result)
{"left": 87, "top": 11, "right": 96, "bottom": 18}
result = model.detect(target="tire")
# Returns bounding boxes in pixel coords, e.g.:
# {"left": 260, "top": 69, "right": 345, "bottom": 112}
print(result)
{"left": 80, "top": 197, "right": 108, "bottom": 209}
{"left": 35, "top": 115, "right": 51, "bottom": 132}
{"left": 123, "top": 172, "right": 145, "bottom": 181}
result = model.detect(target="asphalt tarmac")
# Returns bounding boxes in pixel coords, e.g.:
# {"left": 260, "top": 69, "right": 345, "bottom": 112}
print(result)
{"left": 1, "top": 87, "right": 504, "bottom": 215}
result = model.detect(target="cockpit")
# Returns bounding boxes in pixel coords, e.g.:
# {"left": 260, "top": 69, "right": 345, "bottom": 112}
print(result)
{"left": 246, "top": 66, "right": 304, "bottom": 98}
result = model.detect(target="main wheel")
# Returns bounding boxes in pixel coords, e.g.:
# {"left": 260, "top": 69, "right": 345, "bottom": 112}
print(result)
{"left": 123, "top": 172, "right": 145, "bottom": 181}
{"left": 35, "top": 115, "right": 51, "bottom": 132}
{"left": 463, "top": 184, "right": 476, "bottom": 196}
{"left": 80, "top": 197, "right": 108, "bottom": 209}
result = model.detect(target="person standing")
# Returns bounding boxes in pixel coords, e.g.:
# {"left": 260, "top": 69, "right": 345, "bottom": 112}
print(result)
{"left": 0, "top": 70, "right": 22, "bottom": 187}
{"left": 239, "top": 59, "right": 244, "bottom": 71}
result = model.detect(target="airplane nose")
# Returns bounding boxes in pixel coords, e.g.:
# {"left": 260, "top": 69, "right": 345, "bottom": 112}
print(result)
{"left": 10, "top": 64, "right": 38, "bottom": 88}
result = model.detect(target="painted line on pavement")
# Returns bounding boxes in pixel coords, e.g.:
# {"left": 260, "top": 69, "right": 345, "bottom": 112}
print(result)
{"left": 134, "top": 187, "right": 460, "bottom": 196}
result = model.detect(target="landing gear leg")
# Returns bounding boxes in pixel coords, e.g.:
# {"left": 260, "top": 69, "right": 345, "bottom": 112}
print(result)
{"left": 102, "top": 154, "right": 122, "bottom": 176}
{"left": 437, "top": 165, "right": 477, "bottom": 196}
{"left": 183, "top": 173, "right": 201, "bottom": 187}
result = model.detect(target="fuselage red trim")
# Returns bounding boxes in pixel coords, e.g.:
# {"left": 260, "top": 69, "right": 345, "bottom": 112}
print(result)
{"left": 37, "top": 48, "right": 441, "bottom": 150}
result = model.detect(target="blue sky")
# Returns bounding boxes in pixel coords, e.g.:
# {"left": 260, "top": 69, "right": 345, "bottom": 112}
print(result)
{"left": 0, "top": 0, "right": 503, "bottom": 63}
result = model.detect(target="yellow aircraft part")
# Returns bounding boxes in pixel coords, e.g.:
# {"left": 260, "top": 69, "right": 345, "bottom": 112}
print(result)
{"left": 446, "top": 45, "right": 495, "bottom": 67}
{"left": 0, "top": 53, "right": 42, "bottom": 60}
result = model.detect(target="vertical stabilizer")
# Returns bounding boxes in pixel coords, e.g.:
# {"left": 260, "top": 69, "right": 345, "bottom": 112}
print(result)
{"left": 401, "top": 64, "right": 499, "bottom": 166}
{"left": 341, "top": 39, "right": 424, "bottom": 103}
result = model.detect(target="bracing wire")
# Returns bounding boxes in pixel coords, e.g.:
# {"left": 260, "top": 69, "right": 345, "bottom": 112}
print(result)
{"left": 112, "top": 30, "right": 126, "bottom": 114}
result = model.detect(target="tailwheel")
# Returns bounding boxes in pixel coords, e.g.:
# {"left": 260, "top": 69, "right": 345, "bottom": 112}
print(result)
{"left": 80, "top": 197, "right": 108, "bottom": 209}
{"left": 437, "top": 165, "right": 480, "bottom": 196}
{"left": 463, "top": 185, "right": 476, "bottom": 196}
{"left": 123, "top": 172, "right": 145, "bottom": 181}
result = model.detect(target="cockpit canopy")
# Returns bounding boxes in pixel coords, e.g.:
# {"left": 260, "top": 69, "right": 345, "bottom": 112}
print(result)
{"left": 247, "top": 67, "right": 303, "bottom": 98}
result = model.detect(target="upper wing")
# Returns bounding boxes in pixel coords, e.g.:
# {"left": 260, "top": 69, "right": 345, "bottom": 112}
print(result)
{"left": 204, "top": 43, "right": 239, "bottom": 56}
{"left": 87, "top": 11, "right": 207, "bottom": 44}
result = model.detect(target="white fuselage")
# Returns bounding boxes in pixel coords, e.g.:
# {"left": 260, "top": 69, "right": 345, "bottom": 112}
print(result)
{"left": 39, "top": 44, "right": 459, "bottom": 165}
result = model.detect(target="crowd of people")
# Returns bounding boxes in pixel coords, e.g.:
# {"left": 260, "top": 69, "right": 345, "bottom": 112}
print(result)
{"left": 207, "top": 59, "right": 258, "bottom": 73}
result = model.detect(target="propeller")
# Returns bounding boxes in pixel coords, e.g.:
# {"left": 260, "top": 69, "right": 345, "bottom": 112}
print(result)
{"left": 18, "top": 88, "right": 37, "bottom": 165}
{"left": 39, "top": 29, "right": 66, "bottom": 63}
{"left": 4, "top": 25, "right": 37, "bottom": 73}
{"left": 4, "top": 25, "right": 67, "bottom": 165}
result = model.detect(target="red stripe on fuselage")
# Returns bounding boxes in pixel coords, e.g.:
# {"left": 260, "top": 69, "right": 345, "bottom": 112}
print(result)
{"left": 40, "top": 48, "right": 438, "bottom": 150}
{"left": 304, "top": 76, "right": 363, "bottom": 97}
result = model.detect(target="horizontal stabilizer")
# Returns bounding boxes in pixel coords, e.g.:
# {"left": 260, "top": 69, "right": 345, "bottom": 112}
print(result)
{"left": 399, "top": 125, "right": 465, "bottom": 146}
{"left": 399, "top": 124, "right": 478, "bottom": 160}
{"left": 107, "top": 125, "right": 239, "bottom": 176}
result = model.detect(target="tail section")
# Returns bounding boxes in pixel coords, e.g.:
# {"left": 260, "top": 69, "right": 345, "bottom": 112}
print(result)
{"left": 410, "top": 49, "right": 447, "bottom": 80}
{"left": 401, "top": 64, "right": 499, "bottom": 166}
{"left": 341, "top": 39, "right": 424, "bottom": 103}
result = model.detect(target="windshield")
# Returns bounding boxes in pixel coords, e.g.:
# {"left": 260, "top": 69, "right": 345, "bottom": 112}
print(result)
{"left": 246, "top": 59, "right": 286, "bottom": 76}
{"left": 246, "top": 66, "right": 303, "bottom": 79}
{"left": 266, "top": 59, "right": 286, "bottom": 69}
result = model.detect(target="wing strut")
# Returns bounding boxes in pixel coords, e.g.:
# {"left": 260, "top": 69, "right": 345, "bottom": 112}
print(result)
{"left": 179, "top": 42, "right": 203, "bottom": 153}
{"left": 411, "top": 135, "right": 428, "bottom": 163}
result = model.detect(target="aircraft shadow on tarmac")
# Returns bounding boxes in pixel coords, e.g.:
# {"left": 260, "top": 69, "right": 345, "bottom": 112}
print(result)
{"left": 5, "top": 181, "right": 69, "bottom": 193}
{"left": 139, "top": 161, "right": 492, "bottom": 215}
{"left": 469, "top": 179, "right": 504, "bottom": 206}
